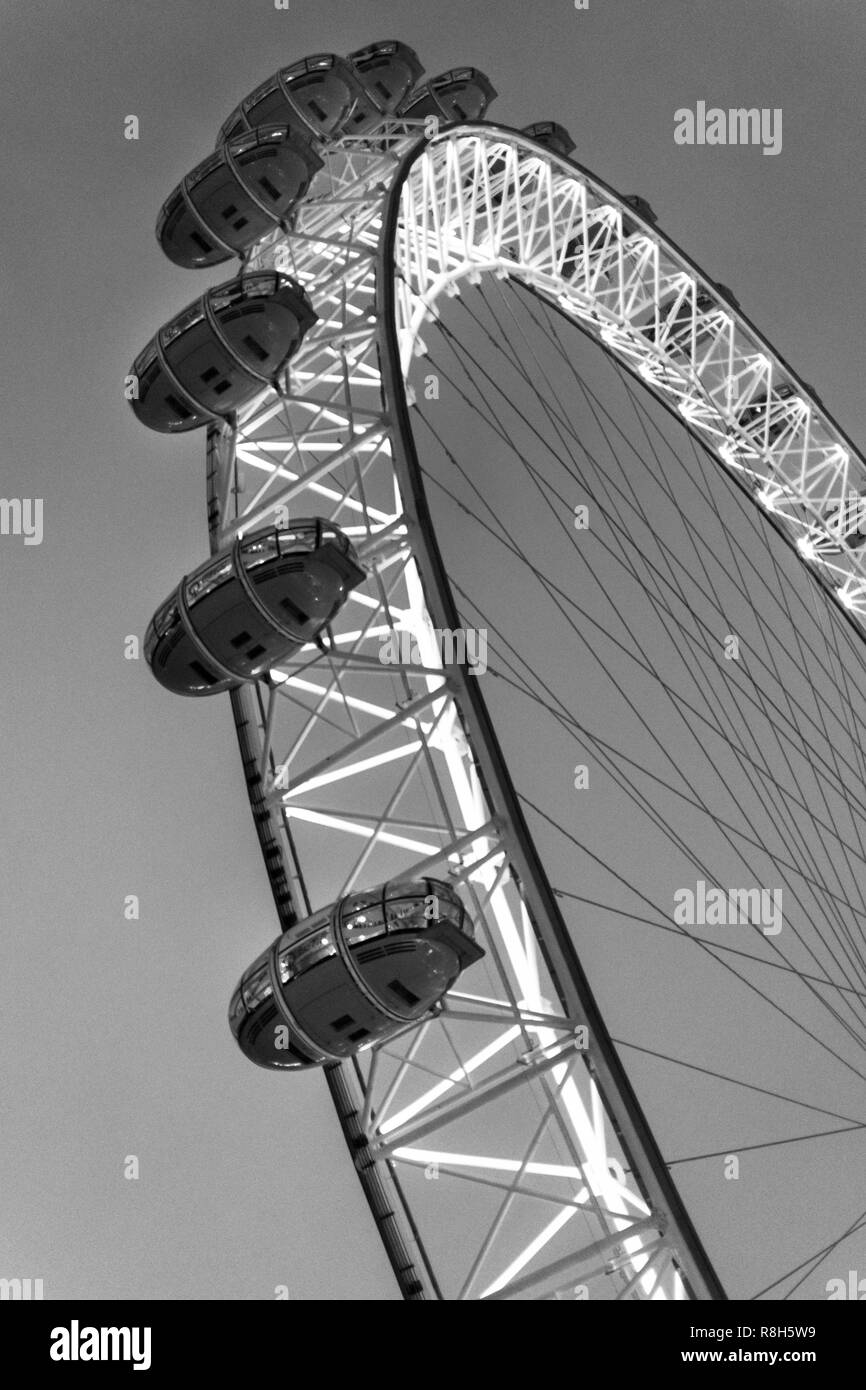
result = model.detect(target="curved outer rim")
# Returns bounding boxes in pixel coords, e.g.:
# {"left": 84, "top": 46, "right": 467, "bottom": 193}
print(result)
{"left": 452, "top": 126, "right": 863, "bottom": 468}
{"left": 371, "top": 126, "right": 727, "bottom": 1302}
{"left": 396, "top": 125, "right": 866, "bottom": 639}
{"left": 210, "top": 117, "right": 866, "bottom": 1301}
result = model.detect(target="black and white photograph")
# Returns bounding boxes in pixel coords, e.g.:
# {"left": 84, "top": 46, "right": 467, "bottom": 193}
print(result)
{"left": 2, "top": 0, "right": 864, "bottom": 1354}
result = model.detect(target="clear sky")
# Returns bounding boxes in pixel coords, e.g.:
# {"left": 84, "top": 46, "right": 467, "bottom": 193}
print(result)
{"left": 1, "top": 0, "right": 864, "bottom": 1300}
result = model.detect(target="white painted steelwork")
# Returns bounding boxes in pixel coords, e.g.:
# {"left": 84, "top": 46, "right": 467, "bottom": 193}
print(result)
{"left": 207, "top": 119, "right": 864, "bottom": 1300}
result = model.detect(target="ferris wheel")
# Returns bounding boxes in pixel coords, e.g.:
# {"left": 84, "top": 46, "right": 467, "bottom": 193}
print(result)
{"left": 129, "top": 42, "right": 866, "bottom": 1301}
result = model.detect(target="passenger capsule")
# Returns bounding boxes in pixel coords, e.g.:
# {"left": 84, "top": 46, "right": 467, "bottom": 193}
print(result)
{"left": 713, "top": 282, "right": 740, "bottom": 310}
{"left": 560, "top": 218, "right": 615, "bottom": 281}
{"left": 348, "top": 40, "right": 424, "bottom": 113}
{"left": 145, "top": 519, "right": 366, "bottom": 697}
{"left": 736, "top": 382, "right": 799, "bottom": 443}
{"left": 229, "top": 878, "right": 485, "bottom": 1069}
{"left": 562, "top": 197, "right": 659, "bottom": 287}
{"left": 216, "top": 53, "right": 381, "bottom": 148}
{"left": 129, "top": 271, "right": 316, "bottom": 434}
{"left": 620, "top": 194, "right": 658, "bottom": 238}
{"left": 398, "top": 67, "right": 497, "bottom": 123}
{"left": 476, "top": 126, "right": 575, "bottom": 220}
{"left": 637, "top": 288, "right": 718, "bottom": 351}
{"left": 522, "top": 121, "right": 575, "bottom": 158}
{"left": 156, "top": 127, "right": 323, "bottom": 268}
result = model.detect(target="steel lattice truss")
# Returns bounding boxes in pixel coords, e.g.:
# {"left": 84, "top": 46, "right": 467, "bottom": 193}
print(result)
{"left": 205, "top": 123, "right": 863, "bottom": 1300}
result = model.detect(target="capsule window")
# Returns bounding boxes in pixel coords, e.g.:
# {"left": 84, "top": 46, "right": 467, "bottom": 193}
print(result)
{"left": 190, "top": 230, "right": 214, "bottom": 254}
{"left": 197, "top": 368, "right": 232, "bottom": 396}
{"left": 246, "top": 88, "right": 291, "bottom": 127}
{"left": 280, "top": 595, "right": 310, "bottom": 624}
{"left": 330, "top": 1013, "right": 354, "bottom": 1031}
{"left": 259, "top": 174, "right": 281, "bottom": 201}
{"left": 246, "top": 643, "right": 266, "bottom": 660}
{"left": 348, "top": 1027, "right": 369, "bottom": 1042}
{"left": 230, "top": 629, "right": 252, "bottom": 648}
{"left": 388, "top": 979, "right": 420, "bottom": 1007}
{"left": 189, "top": 659, "right": 219, "bottom": 685}
{"left": 156, "top": 624, "right": 184, "bottom": 668}
{"left": 217, "top": 202, "right": 248, "bottom": 230}
{"left": 243, "top": 333, "right": 269, "bottom": 362}
{"left": 165, "top": 393, "right": 193, "bottom": 419}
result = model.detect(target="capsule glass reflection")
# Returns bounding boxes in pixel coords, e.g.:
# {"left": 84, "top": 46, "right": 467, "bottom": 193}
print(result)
{"left": 398, "top": 68, "right": 497, "bottom": 123}
{"left": 129, "top": 272, "right": 316, "bottom": 434}
{"left": 145, "top": 519, "right": 365, "bottom": 696}
{"left": 229, "top": 878, "right": 485, "bottom": 1069}
{"left": 157, "top": 127, "right": 323, "bottom": 268}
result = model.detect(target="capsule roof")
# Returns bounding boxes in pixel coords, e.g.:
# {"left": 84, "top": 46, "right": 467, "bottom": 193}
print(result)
{"left": 216, "top": 52, "right": 384, "bottom": 148}
{"left": 398, "top": 67, "right": 497, "bottom": 123}
{"left": 129, "top": 272, "right": 316, "bottom": 434}
{"left": 621, "top": 194, "right": 658, "bottom": 228}
{"left": 156, "top": 126, "right": 322, "bottom": 268}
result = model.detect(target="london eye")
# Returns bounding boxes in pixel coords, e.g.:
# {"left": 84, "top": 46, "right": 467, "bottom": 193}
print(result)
{"left": 128, "top": 40, "right": 866, "bottom": 1301}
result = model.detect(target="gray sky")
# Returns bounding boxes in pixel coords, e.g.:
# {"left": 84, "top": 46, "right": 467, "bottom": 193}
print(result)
{"left": 1, "top": 0, "right": 864, "bottom": 1300}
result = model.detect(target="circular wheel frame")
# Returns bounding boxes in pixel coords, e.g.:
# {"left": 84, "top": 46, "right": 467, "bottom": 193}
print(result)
{"left": 205, "top": 121, "right": 866, "bottom": 1301}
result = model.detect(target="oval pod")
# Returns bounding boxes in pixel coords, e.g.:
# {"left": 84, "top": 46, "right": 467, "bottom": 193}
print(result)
{"left": 145, "top": 519, "right": 366, "bottom": 696}
{"left": 156, "top": 126, "right": 323, "bottom": 268}
{"left": 229, "top": 878, "right": 485, "bottom": 1069}
{"left": 128, "top": 271, "right": 316, "bottom": 433}
{"left": 216, "top": 53, "right": 381, "bottom": 147}
{"left": 398, "top": 67, "right": 497, "bottom": 123}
